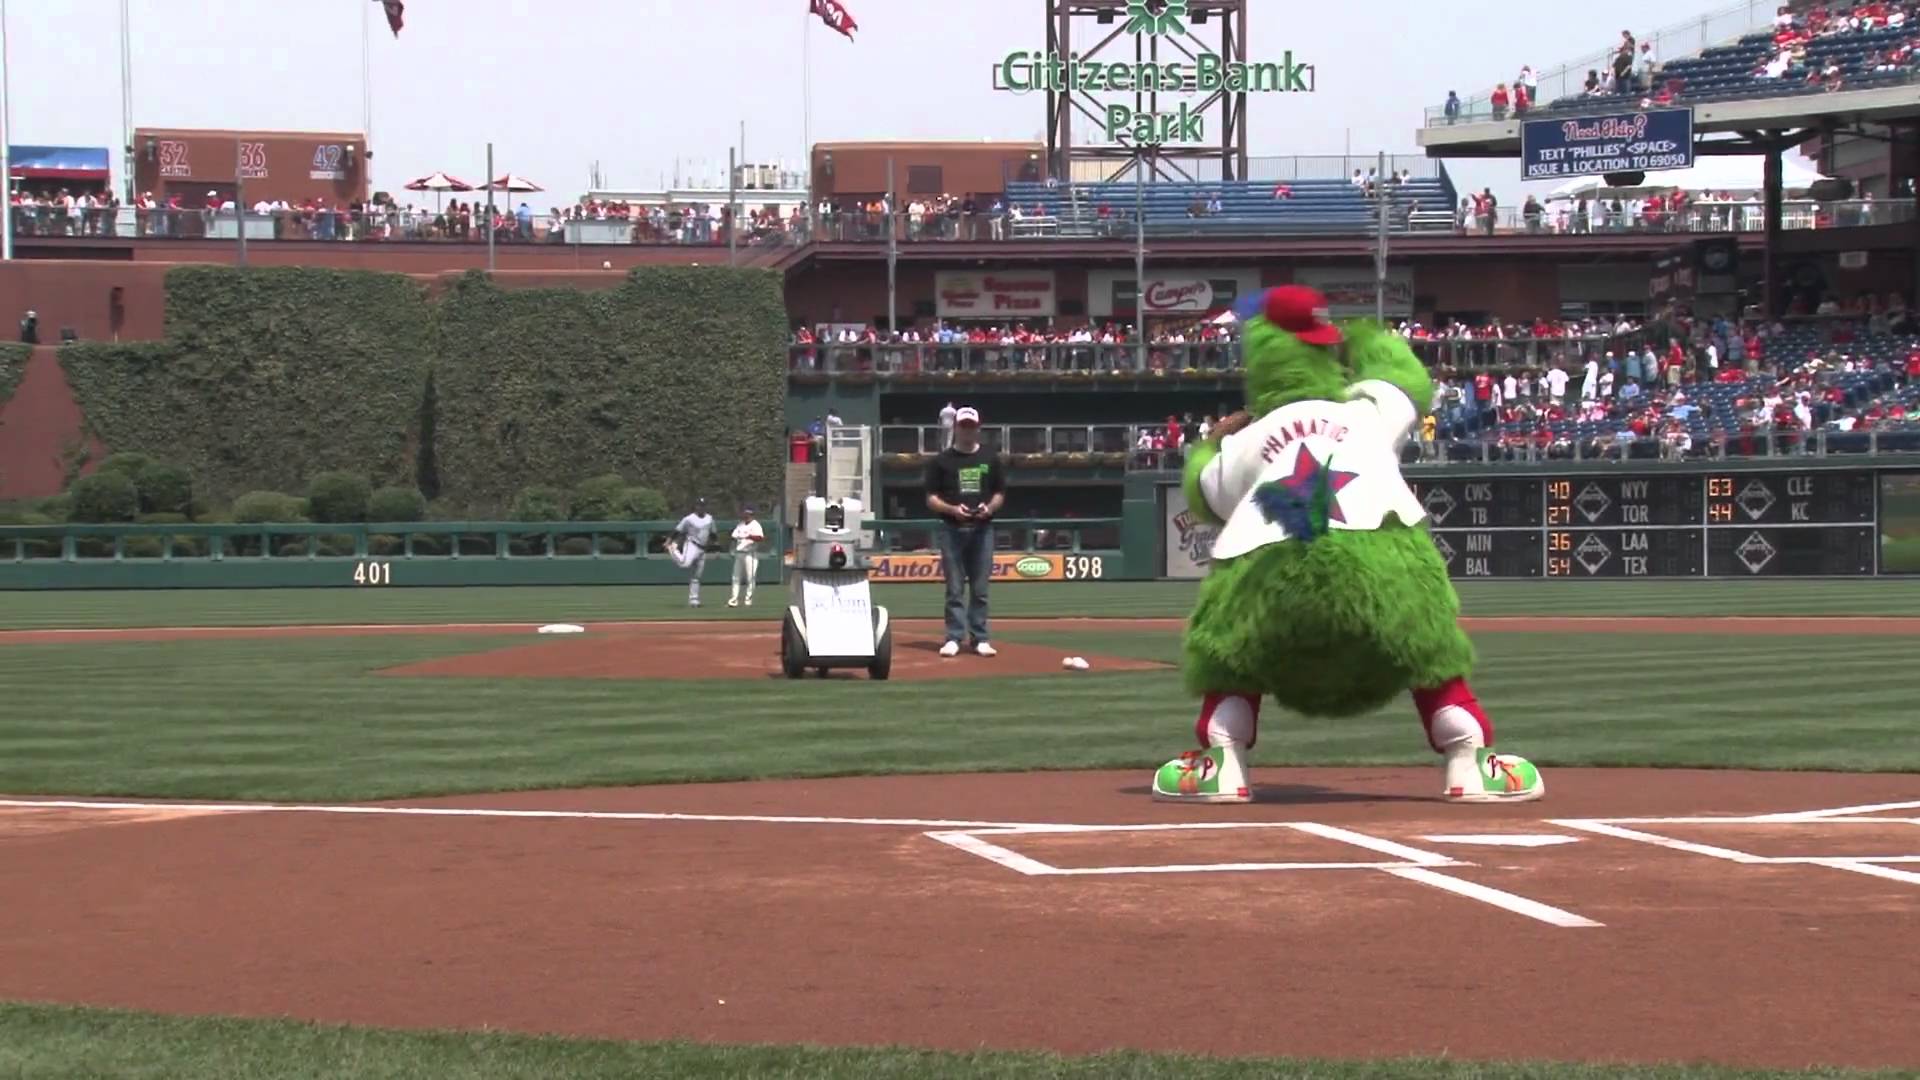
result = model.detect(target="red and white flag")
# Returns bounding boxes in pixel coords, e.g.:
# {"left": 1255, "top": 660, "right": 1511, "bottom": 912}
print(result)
{"left": 809, "top": 0, "right": 857, "bottom": 40}
{"left": 378, "top": 0, "right": 404, "bottom": 37}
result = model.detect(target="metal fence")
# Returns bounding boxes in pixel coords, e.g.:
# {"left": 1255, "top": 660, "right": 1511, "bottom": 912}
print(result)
{"left": 15, "top": 190, "right": 1909, "bottom": 249}
{"left": 1459, "top": 199, "right": 1915, "bottom": 236}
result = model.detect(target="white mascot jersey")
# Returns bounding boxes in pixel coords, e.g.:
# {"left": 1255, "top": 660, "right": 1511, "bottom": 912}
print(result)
{"left": 1200, "top": 379, "right": 1427, "bottom": 561}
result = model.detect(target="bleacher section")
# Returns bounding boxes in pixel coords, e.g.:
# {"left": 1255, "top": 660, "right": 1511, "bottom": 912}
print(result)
{"left": 1000, "top": 175, "right": 1456, "bottom": 237}
{"left": 1437, "top": 327, "right": 1920, "bottom": 458}
{"left": 1546, "top": 23, "right": 1920, "bottom": 114}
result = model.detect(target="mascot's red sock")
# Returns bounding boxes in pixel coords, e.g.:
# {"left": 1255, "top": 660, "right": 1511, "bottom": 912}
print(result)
{"left": 1195, "top": 692, "right": 1260, "bottom": 750}
{"left": 1412, "top": 678, "right": 1493, "bottom": 753}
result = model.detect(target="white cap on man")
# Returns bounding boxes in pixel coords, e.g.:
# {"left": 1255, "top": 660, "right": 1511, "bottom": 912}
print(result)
{"left": 955, "top": 406, "right": 980, "bottom": 425}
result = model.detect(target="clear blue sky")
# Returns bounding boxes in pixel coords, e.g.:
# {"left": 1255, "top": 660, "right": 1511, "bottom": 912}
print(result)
{"left": 3, "top": 0, "right": 1741, "bottom": 203}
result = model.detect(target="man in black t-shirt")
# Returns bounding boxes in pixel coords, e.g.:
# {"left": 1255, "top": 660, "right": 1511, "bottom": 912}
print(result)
{"left": 923, "top": 406, "right": 1007, "bottom": 657}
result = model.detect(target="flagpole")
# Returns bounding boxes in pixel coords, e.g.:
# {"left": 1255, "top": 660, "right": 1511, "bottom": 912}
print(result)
{"left": 802, "top": 6, "right": 812, "bottom": 187}
{"left": 1, "top": 0, "right": 12, "bottom": 263}
{"left": 362, "top": 0, "right": 374, "bottom": 192}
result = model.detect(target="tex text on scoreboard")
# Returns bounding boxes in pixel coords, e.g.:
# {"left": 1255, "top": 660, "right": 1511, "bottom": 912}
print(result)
{"left": 1409, "top": 471, "right": 1878, "bottom": 579}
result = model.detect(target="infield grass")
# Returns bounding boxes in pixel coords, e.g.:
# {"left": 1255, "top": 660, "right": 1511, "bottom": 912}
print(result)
{"left": 4, "top": 578, "right": 1920, "bottom": 630}
{"left": 0, "top": 626, "right": 1914, "bottom": 800}
{"left": 0, "top": 1003, "right": 1903, "bottom": 1080}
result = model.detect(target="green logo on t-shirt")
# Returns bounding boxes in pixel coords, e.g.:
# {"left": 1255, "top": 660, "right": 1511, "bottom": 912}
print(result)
{"left": 958, "top": 464, "right": 990, "bottom": 495}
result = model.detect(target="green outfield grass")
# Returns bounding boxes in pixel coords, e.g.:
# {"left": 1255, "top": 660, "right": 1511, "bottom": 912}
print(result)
{"left": 3, "top": 578, "right": 1920, "bottom": 630}
{"left": 0, "top": 624, "right": 1914, "bottom": 801}
{"left": 0, "top": 1003, "right": 1902, "bottom": 1080}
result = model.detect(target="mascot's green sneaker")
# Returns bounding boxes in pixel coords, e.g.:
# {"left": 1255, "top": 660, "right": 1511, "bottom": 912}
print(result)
{"left": 1443, "top": 747, "right": 1545, "bottom": 804}
{"left": 1151, "top": 746, "right": 1252, "bottom": 804}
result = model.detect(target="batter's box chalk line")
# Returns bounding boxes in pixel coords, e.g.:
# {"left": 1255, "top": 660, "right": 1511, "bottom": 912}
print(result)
{"left": 1549, "top": 799, "right": 1920, "bottom": 889}
{"left": 924, "top": 821, "right": 1604, "bottom": 929}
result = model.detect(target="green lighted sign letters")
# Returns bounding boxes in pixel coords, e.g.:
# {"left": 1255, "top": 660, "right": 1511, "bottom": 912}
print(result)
{"left": 992, "top": 4, "right": 1315, "bottom": 146}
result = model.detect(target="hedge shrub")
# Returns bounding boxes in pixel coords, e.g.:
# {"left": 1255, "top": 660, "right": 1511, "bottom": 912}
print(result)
{"left": 69, "top": 471, "right": 139, "bottom": 523}
{"left": 307, "top": 471, "right": 372, "bottom": 523}
{"left": 136, "top": 461, "right": 194, "bottom": 516}
{"left": 95, "top": 452, "right": 156, "bottom": 480}
{"left": 230, "top": 491, "right": 308, "bottom": 524}
{"left": 367, "top": 485, "right": 427, "bottom": 523}
{"left": 58, "top": 266, "right": 433, "bottom": 502}
{"left": 510, "top": 485, "right": 568, "bottom": 522}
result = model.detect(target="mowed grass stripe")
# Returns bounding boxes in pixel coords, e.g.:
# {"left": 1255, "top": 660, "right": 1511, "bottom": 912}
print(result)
{"left": 7, "top": 578, "right": 1920, "bottom": 629}
{"left": 0, "top": 632, "right": 1914, "bottom": 801}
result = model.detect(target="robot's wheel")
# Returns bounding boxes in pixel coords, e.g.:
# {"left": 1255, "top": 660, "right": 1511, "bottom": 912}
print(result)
{"left": 868, "top": 621, "right": 892, "bottom": 681}
{"left": 780, "top": 614, "right": 805, "bottom": 680}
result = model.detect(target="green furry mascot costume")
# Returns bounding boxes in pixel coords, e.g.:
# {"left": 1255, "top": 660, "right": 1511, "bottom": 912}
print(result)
{"left": 1151, "top": 286, "right": 1544, "bottom": 805}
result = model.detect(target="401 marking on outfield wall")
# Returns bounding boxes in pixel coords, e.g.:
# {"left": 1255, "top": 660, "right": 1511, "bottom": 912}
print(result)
{"left": 352, "top": 561, "right": 394, "bottom": 585}
{"left": 867, "top": 553, "right": 1105, "bottom": 583}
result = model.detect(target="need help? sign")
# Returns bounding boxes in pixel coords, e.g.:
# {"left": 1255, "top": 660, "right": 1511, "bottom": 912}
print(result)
{"left": 1520, "top": 109, "right": 1693, "bottom": 181}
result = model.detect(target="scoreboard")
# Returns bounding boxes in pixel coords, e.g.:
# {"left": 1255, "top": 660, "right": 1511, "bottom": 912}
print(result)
{"left": 1409, "top": 470, "right": 1881, "bottom": 579}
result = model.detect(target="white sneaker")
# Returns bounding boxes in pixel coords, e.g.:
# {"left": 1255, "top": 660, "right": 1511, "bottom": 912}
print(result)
{"left": 744, "top": 598, "right": 753, "bottom": 606}
{"left": 938, "top": 641, "right": 960, "bottom": 658}
{"left": 975, "top": 642, "right": 997, "bottom": 657}
{"left": 727, "top": 598, "right": 739, "bottom": 607}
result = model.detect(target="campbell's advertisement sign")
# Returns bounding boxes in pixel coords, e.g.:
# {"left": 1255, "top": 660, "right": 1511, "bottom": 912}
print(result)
{"left": 1142, "top": 277, "right": 1215, "bottom": 313}
{"left": 868, "top": 552, "right": 1066, "bottom": 582}
{"left": 935, "top": 270, "right": 1057, "bottom": 319}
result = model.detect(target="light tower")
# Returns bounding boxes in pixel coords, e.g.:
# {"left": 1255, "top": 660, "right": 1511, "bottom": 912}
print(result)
{"left": 1034, "top": 0, "right": 1254, "bottom": 183}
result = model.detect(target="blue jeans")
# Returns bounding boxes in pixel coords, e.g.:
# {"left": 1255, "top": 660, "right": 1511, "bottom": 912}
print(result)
{"left": 938, "top": 522, "right": 994, "bottom": 644}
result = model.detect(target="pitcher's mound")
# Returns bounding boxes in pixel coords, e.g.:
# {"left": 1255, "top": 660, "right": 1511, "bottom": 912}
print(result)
{"left": 379, "top": 622, "right": 1170, "bottom": 682}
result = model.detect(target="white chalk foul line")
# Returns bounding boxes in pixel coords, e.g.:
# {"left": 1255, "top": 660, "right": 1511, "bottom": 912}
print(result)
{"left": 1384, "top": 868, "right": 1604, "bottom": 929}
{"left": 1745, "top": 799, "right": 1920, "bottom": 822}
{"left": 1547, "top": 820, "right": 1770, "bottom": 863}
{"left": 0, "top": 798, "right": 1064, "bottom": 832}
{"left": 1421, "top": 834, "right": 1582, "bottom": 848}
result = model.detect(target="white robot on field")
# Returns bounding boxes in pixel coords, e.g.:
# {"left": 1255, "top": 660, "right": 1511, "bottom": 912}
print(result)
{"left": 781, "top": 496, "right": 892, "bottom": 680}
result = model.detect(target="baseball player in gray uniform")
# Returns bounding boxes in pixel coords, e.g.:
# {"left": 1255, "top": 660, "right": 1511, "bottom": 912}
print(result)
{"left": 668, "top": 497, "right": 717, "bottom": 607}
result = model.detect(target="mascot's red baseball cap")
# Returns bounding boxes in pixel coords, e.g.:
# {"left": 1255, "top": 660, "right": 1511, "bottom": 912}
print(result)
{"left": 1263, "top": 285, "right": 1342, "bottom": 346}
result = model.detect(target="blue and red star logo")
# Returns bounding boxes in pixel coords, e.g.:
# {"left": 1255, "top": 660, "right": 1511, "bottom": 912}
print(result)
{"left": 1251, "top": 446, "right": 1357, "bottom": 542}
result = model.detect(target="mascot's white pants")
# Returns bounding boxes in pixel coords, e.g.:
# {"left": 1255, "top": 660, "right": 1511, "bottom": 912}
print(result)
{"left": 730, "top": 552, "right": 758, "bottom": 603}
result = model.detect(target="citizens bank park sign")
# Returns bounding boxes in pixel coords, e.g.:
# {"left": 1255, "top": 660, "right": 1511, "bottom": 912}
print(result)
{"left": 990, "top": 0, "right": 1315, "bottom": 146}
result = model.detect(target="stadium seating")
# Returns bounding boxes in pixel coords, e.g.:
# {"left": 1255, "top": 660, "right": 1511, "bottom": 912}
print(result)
{"left": 1543, "top": 25, "right": 1920, "bottom": 115}
{"left": 1000, "top": 175, "right": 1456, "bottom": 236}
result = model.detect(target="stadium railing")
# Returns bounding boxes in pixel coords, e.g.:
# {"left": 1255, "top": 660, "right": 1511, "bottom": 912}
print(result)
{"left": 1424, "top": 0, "right": 1785, "bottom": 126}
{"left": 21, "top": 193, "right": 1908, "bottom": 248}
{"left": 787, "top": 336, "right": 1635, "bottom": 375}
{"left": 1463, "top": 199, "right": 1912, "bottom": 235}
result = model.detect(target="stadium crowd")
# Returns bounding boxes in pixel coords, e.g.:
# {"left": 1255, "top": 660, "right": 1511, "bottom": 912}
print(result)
{"left": 788, "top": 303, "right": 1920, "bottom": 467}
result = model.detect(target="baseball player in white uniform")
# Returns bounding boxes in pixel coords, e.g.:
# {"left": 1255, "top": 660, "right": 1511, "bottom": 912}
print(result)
{"left": 728, "top": 505, "right": 765, "bottom": 607}
{"left": 668, "top": 498, "right": 716, "bottom": 607}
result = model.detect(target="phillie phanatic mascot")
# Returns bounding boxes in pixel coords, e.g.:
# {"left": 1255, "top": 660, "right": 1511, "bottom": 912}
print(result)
{"left": 1151, "top": 285, "right": 1545, "bottom": 805}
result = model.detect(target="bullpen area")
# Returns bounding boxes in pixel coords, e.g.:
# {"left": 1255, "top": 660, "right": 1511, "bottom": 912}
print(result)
{"left": 2, "top": 580, "right": 1918, "bottom": 1078}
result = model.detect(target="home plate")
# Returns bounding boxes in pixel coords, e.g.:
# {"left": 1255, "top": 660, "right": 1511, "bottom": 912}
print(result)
{"left": 1421, "top": 834, "right": 1581, "bottom": 848}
